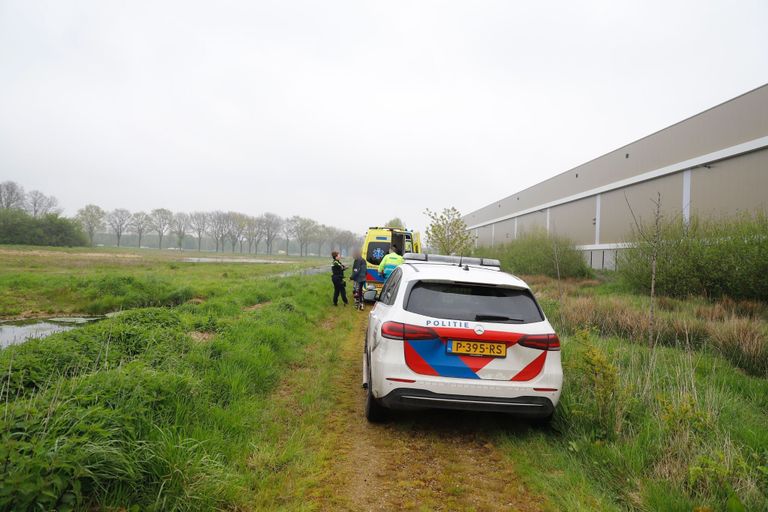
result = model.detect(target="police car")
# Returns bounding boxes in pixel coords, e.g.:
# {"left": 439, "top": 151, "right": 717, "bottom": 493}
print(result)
{"left": 362, "top": 253, "right": 562, "bottom": 423}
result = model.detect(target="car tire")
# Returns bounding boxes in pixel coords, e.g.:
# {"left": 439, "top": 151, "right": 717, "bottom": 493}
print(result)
{"left": 531, "top": 412, "right": 553, "bottom": 428}
{"left": 364, "top": 355, "right": 387, "bottom": 423}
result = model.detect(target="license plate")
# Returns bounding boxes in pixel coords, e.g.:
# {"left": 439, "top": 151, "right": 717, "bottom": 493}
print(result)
{"left": 447, "top": 340, "right": 506, "bottom": 357}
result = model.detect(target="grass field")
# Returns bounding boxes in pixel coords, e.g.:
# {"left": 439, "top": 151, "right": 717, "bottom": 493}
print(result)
{"left": 1, "top": 246, "right": 766, "bottom": 511}
{"left": 0, "top": 246, "right": 323, "bottom": 318}
{"left": 0, "top": 246, "right": 338, "bottom": 510}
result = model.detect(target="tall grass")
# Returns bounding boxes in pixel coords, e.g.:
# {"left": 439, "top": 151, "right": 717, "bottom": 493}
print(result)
{"left": 515, "top": 274, "right": 768, "bottom": 511}
{"left": 544, "top": 332, "right": 768, "bottom": 510}
{"left": 618, "top": 211, "right": 768, "bottom": 300}
{"left": 0, "top": 274, "right": 334, "bottom": 511}
{"left": 474, "top": 230, "right": 592, "bottom": 279}
{"left": 505, "top": 276, "right": 768, "bottom": 510}
{"left": 532, "top": 276, "right": 768, "bottom": 377}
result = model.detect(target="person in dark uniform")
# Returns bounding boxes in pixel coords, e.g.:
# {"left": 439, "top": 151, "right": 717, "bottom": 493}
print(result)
{"left": 349, "top": 248, "right": 368, "bottom": 310}
{"left": 331, "top": 251, "right": 348, "bottom": 306}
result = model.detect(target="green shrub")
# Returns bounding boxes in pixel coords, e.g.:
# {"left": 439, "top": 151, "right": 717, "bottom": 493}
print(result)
{"left": 0, "top": 208, "right": 87, "bottom": 246}
{"left": 474, "top": 230, "right": 592, "bottom": 278}
{"left": 618, "top": 212, "right": 768, "bottom": 300}
{"left": 558, "top": 331, "right": 635, "bottom": 440}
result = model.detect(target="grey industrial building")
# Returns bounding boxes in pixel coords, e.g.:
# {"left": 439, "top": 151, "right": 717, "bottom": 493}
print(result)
{"left": 464, "top": 84, "right": 768, "bottom": 269}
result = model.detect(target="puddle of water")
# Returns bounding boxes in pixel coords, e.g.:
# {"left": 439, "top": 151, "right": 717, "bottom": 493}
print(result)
{"left": 182, "top": 257, "right": 290, "bottom": 264}
{"left": 0, "top": 317, "right": 103, "bottom": 349}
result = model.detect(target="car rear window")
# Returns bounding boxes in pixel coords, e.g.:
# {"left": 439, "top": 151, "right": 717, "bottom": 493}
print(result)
{"left": 405, "top": 281, "right": 544, "bottom": 324}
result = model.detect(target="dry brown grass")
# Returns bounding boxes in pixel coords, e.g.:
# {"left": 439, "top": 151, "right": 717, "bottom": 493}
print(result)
{"left": 706, "top": 316, "right": 767, "bottom": 373}
{"left": 188, "top": 331, "right": 215, "bottom": 342}
{"left": 532, "top": 275, "right": 768, "bottom": 376}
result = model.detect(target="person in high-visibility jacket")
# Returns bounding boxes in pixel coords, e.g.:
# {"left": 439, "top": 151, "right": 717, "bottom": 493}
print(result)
{"left": 378, "top": 245, "right": 404, "bottom": 280}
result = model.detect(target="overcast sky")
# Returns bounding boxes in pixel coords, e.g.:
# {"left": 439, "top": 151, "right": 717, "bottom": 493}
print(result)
{"left": 1, "top": 1, "right": 767, "bottom": 234}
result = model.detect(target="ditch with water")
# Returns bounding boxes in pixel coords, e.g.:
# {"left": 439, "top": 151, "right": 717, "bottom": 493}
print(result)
{"left": 1, "top": 266, "right": 329, "bottom": 349}
{"left": 0, "top": 316, "right": 105, "bottom": 349}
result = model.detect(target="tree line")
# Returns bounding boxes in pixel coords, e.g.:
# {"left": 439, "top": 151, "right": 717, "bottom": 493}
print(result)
{"left": 1, "top": 180, "right": 478, "bottom": 256}
{"left": 0, "top": 181, "right": 361, "bottom": 255}
{"left": 79, "top": 205, "right": 361, "bottom": 256}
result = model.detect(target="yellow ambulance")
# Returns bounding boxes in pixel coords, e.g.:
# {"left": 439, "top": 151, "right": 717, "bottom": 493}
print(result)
{"left": 361, "top": 227, "right": 422, "bottom": 289}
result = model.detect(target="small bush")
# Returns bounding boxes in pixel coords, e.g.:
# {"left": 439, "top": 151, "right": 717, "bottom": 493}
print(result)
{"left": 561, "top": 331, "right": 633, "bottom": 439}
{"left": 618, "top": 212, "right": 768, "bottom": 300}
{"left": 474, "top": 230, "right": 592, "bottom": 278}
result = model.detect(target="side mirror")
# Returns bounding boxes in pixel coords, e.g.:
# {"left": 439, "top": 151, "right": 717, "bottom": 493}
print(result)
{"left": 363, "top": 285, "right": 378, "bottom": 302}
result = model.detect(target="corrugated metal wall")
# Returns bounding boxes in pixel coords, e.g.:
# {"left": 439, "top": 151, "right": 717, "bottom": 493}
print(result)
{"left": 465, "top": 84, "right": 768, "bottom": 269}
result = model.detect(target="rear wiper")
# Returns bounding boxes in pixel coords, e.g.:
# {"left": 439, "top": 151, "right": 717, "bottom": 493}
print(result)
{"left": 474, "top": 314, "right": 525, "bottom": 323}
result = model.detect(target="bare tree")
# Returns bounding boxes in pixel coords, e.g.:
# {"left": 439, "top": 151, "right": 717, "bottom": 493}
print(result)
{"left": 26, "top": 190, "right": 60, "bottom": 217}
{"left": 262, "top": 213, "right": 283, "bottom": 255}
{"left": 0, "top": 181, "right": 25, "bottom": 210}
{"left": 314, "top": 224, "right": 330, "bottom": 256}
{"left": 244, "top": 216, "right": 265, "bottom": 254}
{"left": 130, "top": 211, "right": 151, "bottom": 248}
{"left": 326, "top": 227, "right": 342, "bottom": 252}
{"left": 76, "top": 204, "right": 106, "bottom": 246}
{"left": 225, "top": 212, "right": 247, "bottom": 253}
{"left": 625, "top": 192, "right": 664, "bottom": 348}
{"left": 107, "top": 208, "right": 132, "bottom": 247}
{"left": 282, "top": 216, "right": 296, "bottom": 255}
{"left": 172, "top": 212, "right": 189, "bottom": 250}
{"left": 150, "top": 208, "right": 173, "bottom": 249}
{"left": 290, "top": 216, "right": 318, "bottom": 256}
{"left": 188, "top": 212, "right": 209, "bottom": 252}
{"left": 337, "top": 230, "right": 359, "bottom": 256}
{"left": 207, "top": 211, "right": 228, "bottom": 252}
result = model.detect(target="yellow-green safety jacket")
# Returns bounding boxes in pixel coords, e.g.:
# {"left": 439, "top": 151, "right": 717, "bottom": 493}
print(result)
{"left": 378, "top": 252, "right": 404, "bottom": 280}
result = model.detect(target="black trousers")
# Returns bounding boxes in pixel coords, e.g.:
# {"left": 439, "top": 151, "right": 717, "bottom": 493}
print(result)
{"left": 332, "top": 277, "right": 348, "bottom": 305}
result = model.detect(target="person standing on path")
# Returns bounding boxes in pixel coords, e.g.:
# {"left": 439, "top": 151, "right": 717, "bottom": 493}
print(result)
{"left": 349, "top": 248, "right": 368, "bottom": 310}
{"left": 331, "top": 251, "right": 348, "bottom": 306}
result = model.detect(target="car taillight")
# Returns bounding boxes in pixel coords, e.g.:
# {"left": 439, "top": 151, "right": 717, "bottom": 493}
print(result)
{"left": 518, "top": 334, "right": 560, "bottom": 351}
{"left": 381, "top": 321, "right": 404, "bottom": 339}
{"left": 381, "top": 321, "right": 437, "bottom": 340}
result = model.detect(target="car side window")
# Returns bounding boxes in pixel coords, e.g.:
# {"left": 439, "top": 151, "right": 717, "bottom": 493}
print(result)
{"left": 380, "top": 268, "right": 402, "bottom": 305}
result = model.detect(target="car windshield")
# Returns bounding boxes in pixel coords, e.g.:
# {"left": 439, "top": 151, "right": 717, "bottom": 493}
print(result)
{"left": 405, "top": 281, "right": 544, "bottom": 324}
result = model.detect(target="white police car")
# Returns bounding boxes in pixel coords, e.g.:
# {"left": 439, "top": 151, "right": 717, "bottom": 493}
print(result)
{"left": 362, "top": 253, "right": 562, "bottom": 423}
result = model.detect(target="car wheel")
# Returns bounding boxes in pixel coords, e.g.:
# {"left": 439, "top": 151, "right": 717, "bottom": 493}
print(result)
{"left": 531, "top": 411, "right": 553, "bottom": 428}
{"left": 364, "top": 355, "right": 387, "bottom": 423}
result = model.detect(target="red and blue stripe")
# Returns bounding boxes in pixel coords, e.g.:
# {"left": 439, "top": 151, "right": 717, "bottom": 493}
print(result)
{"left": 403, "top": 327, "right": 546, "bottom": 381}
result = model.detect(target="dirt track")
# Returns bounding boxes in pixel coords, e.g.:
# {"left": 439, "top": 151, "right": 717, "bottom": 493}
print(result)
{"left": 311, "top": 314, "right": 545, "bottom": 512}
